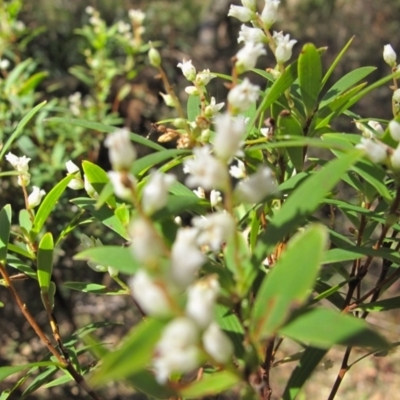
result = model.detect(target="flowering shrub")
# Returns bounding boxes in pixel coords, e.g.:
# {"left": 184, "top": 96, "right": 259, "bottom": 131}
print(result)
{"left": 2, "top": 1, "right": 400, "bottom": 399}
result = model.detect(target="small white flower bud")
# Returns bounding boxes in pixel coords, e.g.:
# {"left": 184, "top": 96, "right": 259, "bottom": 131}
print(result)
{"left": 195, "top": 69, "right": 216, "bottom": 86}
{"left": 184, "top": 86, "right": 200, "bottom": 96}
{"left": 66, "top": 160, "right": 84, "bottom": 190}
{"left": 108, "top": 171, "right": 135, "bottom": 200}
{"left": 160, "top": 92, "right": 177, "bottom": 107}
{"left": 356, "top": 138, "right": 388, "bottom": 164}
{"left": 389, "top": 120, "right": 400, "bottom": 142}
{"left": 148, "top": 46, "right": 161, "bottom": 67}
{"left": 84, "top": 175, "right": 98, "bottom": 198}
{"left": 27, "top": 186, "right": 46, "bottom": 209}
{"left": 391, "top": 143, "right": 400, "bottom": 170}
{"left": 228, "top": 78, "right": 260, "bottom": 113}
{"left": 177, "top": 59, "right": 196, "bottom": 82}
{"left": 241, "top": 0, "right": 257, "bottom": 11}
{"left": 202, "top": 322, "right": 234, "bottom": 363}
{"left": 393, "top": 88, "right": 400, "bottom": 103}
{"left": 104, "top": 128, "right": 136, "bottom": 170}
{"left": 383, "top": 44, "right": 397, "bottom": 67}
{"left": 228, "top": 5, "right": 254, "bottom": 22}
{"left": 235, "top": 42, "right": 266, "bottom": 73}
{"left": 260, "top": 0, "right": 280, "bottom": 28}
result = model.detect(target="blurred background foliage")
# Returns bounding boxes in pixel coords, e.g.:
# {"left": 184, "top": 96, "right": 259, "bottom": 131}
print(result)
{"left": 2, "top": 0, "right": 400, "bottom": 398}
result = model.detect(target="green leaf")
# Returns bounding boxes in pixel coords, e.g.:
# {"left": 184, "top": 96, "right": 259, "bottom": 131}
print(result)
{"left": 37, "top": 233, "right": 54, "bottom": 293}
{"left": 249, "top": 60, "right": 298, "bottom": 128}
{"left": 251, "top": 224, "right": 327, "bottom": 340}
{"left": 71, "top": 198, "right": 129, "bottom": 239}
{"left": 187, "top": 95, "right": 201, "bottom": 121}
{"left": 279, "top": 308, "right": 389, "bottom": 349}
{"left": 321, "top": 36, "right": 354, "bottom": 88}
{"left": 0, "top": 362, "right": 60, "bottom": 382}
{"left": 131, "top": 149, "right": 188, "bottom": 176}
{"left": 253, "top": 150, "right": 362, "bottom": 261}
{"left": 63, "top": 282, "right": 126, "bottom": 295}
{"left": 282, "top": 347, "right": 327, "bottom": 400}
{"left": 180, "top": 370, "right": 241, "bottom": 398}
{"left": 277, "top": 111, "right": 304, "bottom": 171}
{"left": 74, "top": 246, "right": 138, "bottom": 275}
{"left": 298, "top": 43, "right": 322, "bottom": 117}
{"left": 355, "top": 296, "right": 400, "bottom": 312}
{"left": 18, "top": 71, "right": 49, "bottom": 95}
{"left": 319, "top": 67, "right": 376, "bottom": 110}
{"left": 32, "top": 174, "right": 75, "bottom": 235}
{"left": 82, "top": 161, "right": 116, "bottom": 207}
{"left": 0, "top": 101, "right": 47, "bottom": 160}
{"left": 125, "top": 370, "right": 177, "bottom": 398}
{"left": 90, "top": 319, "right": 167, "bottom": 386}
{"left": 0, "top": 205, "right": 12, "bottom": 262}
{"left": 46, "top": 118, "right": 165, "bottom": 151}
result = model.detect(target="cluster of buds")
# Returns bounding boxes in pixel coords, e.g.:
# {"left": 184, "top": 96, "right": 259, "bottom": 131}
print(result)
{"left": 5, "top": 152, "right": 46, "bottom": 209}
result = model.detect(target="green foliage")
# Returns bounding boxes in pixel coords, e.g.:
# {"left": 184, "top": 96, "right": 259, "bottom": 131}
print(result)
{"left": 2, "top": 1, "right": 400, "bottom": 399}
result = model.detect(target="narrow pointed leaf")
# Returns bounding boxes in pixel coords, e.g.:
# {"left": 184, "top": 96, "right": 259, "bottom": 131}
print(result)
{"left": 37, "top": 233, "right": 54, "bottom": 293}
{"left": 187, "top": 94, "right": 201, "bottom": 121}
{"left": 0, "top": 205, "right": 12, "bottom": 262}
{"left": 251, "top": 225, "right": 327, "bottom": 340}
{"left": 180, "top": 371, "right": 241, "bottom": 398}
{"left": 282, "top": 347, "right": 327, "bottom": 400}
{"left": 253, "top": 150, "right": 362, "bottom": 261}
{"left": 0, "top": 362, "right": 60, "bottom": 382}
{"left": 32, "top": 174, "right": 74, "bottom": 235}
{"left": 279, "top": 308, "right": 389, "bottom": 349}
{"left": 74, "top": 246, "right": 138, "bottom": 275}
{"left": 90, "top": 319, "right": 166, "bottom": 386}
{"left": 298, "top": 43, "right": 322, "bottom": 117}
{"left": 277, "top": 111, "right": 304, "bottom": 171}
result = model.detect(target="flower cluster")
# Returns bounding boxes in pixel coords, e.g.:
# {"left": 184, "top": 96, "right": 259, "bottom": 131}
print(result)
{"left": 5, "top": 152, "right": 46, "bottom": 209}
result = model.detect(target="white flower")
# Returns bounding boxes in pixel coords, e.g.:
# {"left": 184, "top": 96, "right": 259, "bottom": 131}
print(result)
{"left": 210, "top": 190, "right": 222, "bottom": 208}
{"left": 0, "top": 59, "right": 10, "bottom": 70}
{"left": 389, "top": 120, "right": 400, "bottom": 142}
{"left": 273, "top": 31, "right": 297, "bottom": 64}
{"left": 84, "top": 175, "right": 98, "bottom": 198}
{"left": 170, "top": 227, "right": 205, "bottom": 287}
{"left": 142, "top": 171, "right": 176, "bottom": 215}
{"left": 234, "top": 165, "right": 278, "bottom": 203}
{"left": 129, "top": 270, "right": 172, "bottom": 316}
{"left": 177, "top": 59, "right": 196, "bottom": 82}
{"left": 228, "top": 78, "right": 260, "bottom": 113}
{"left": 117, "top": 21, "right": 131, "bottom": 34}
{"left": 108, "top": 171, "right": 135, "bottom": 200}
{"left": 184, "top": 146, "right": 229, "bottom": 190}
{"left": 193, "top": 212, "right": 235, "bottom": 252}
{"left": 235, "top": 42, "right": 266, "bottom": 73}
{"left": 356, "top": 138, "right": 388, "bottom": 164}
{"left": 204, "top": 97, "right": 225, "bottom": 118}
{"left": 160, "top": 92, "right": 177, "bottom": 107}
{"left": 367, "top": 120, "right": 384, "bottom": 136}
{"left": 355, "top": 120, "right": 384, "bottom": 138}
{"left": 260, "top": 0, "right": 280, "bottom": 28}
{"left": 241, "top": 0, "right": 257, "bottom": 11}
{"left": 202, "top": 323, "right": 234, "bottom": 364}
{"left": 5, "top": 152, "right": 30, "bottom": 173}
{"left": 5, "top": 152, "right": 31, "bottom": 187}
{"left": 85, "top": 6, "right": 94, "bottom": 14}
{"left": 213, "top": 113, "right": 246, "bottom": 162}
{"left": 393, "top": 89, "right": 400, "bottom": 103}
{"left": 184, "top": 86, "right": 200, "bottom": 96}
{"left": 186, "top": 277, "right": 220, "bottom": 328}
{"left": 80, "top": 234, "right": 108, "bottom": 272}
{"left": 66, "top": 160, "right": 84, "bottom": 190}
{"left": 149, "top": 46, "right": 161, "bottom": 67}
{"left": 129, "top": 217, "right": 165, "bottom": 267}
{"left": 383, "top": 44, "right": 397, "bottom": 67}
{"left": 193, "top": 187, "right": 206, "bottom": 199}
{"left": 391, "top": 143, "right": 400, "bottom": 170}
{"left": 229, "top": 159, "right": 247, "bottom": 179}
{"left": 154, "top": 317, "right": 200, "bottom": 383}
{"left": 128, "top": 9, "right": 146, "bottom": 24}
{"left": 238, "top": 25, "right": 266, "bottom": 44}
{"left": 27, "top": 186, "right": 46, "bottom": 209}
{"left": 228, "top": 5, "right": 254, "bottom": 22}
{"left": 104, "top": 128, "right": 136, "bottom": 170}
{"left": 195, "top": 69, "right": 216, "bottom": 86}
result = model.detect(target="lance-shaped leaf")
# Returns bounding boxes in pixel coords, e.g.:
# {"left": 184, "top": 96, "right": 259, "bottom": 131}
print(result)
{"left": 37, "top": 232, "right": 54, "bottom": 293}
{"left": 298, "top": 43, "right": 322, "bottom": 117}
{"left": 253, "top": 150, "right": 362, "bottom": 262}
{"left": 32, "top": 174, "right": 75, "bottom": 235}
{"left": 251, "top": 224, "right": 327, "bottom": 341}
{"left": 277, "top": 111, "right": 304, "bottom": 171}
{"left": 0, "top": 205, "right": 12, "bottom": 262}
{"left": 279, "top": 308, "right": 389, "bottom": 349}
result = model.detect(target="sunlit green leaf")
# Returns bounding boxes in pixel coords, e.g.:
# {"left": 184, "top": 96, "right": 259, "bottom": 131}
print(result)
{"left": 37, "top": 232, "right": 54, "bottom": 293}
{"left": 0, "top": 205, "right": 12, "bottom": 262}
